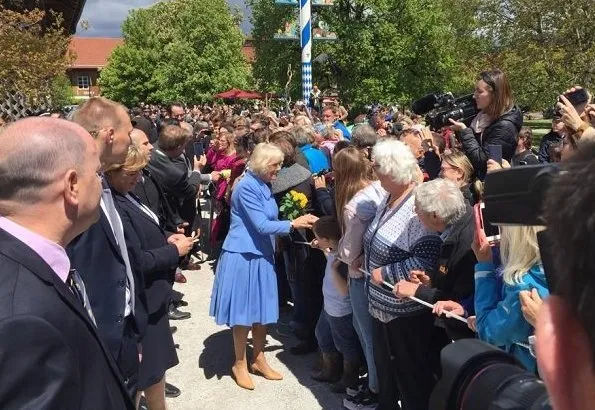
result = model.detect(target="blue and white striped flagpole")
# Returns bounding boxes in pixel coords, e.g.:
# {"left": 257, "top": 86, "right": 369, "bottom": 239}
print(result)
{"left": 300, "top": 0, "right": 312, "bottom": 107}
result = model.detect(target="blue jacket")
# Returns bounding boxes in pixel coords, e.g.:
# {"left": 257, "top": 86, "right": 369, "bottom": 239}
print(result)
{"left": 334, "top": 121, "right": 352, "bottom": 140}
{"left": 300, "top": 144, "right": 330, "bottom": 174}
{"left": 474, "top": 262, "right": 549, "bottom": 373}
{"left": 223, "top": 171, "right": 291, "bottom": 256}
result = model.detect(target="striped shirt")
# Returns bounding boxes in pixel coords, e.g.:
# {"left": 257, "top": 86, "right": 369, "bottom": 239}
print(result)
{"left": 364, "top": 193, "right": 442, "bottom": 323}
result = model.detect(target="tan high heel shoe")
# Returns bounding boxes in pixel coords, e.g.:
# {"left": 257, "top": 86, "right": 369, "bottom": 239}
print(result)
{"left": 250, "top": 359, "right": 283, "bottom": 381}
{"left": 232, "top": 362, "right": 255, "bottom": 390}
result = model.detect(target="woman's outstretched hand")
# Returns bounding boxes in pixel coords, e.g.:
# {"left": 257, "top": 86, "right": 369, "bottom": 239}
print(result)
{"left": 291, "top": 214, "right": 319, "bottom": 229}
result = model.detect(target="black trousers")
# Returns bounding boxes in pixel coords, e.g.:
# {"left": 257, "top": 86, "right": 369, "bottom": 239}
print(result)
{"left": 117, "top": 317, "right": 140, "bottom": 400}
{"left": 372, "top": 311, "right": 439, "bottom": 410}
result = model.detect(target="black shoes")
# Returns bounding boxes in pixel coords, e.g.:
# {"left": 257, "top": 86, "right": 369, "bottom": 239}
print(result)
{"left": 168, "top": 306, "right": 191, "bottom": 320}
{"left": 165, "top": 382, "right": 181, "bottom": 398}
{"left": 170, "top": 326, "right": 177, "bottom": 334}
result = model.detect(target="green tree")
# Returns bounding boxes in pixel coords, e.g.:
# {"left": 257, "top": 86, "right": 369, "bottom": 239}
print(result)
{"left": 0, "top": 6, "right": 72, "bottom": 105}
{"left": 100, "top": 0, "right": 252, "bottom": 105}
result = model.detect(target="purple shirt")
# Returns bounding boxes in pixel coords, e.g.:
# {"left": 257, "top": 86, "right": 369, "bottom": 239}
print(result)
{"left": 0, "top": 216, "right": 70, "bottom": 283}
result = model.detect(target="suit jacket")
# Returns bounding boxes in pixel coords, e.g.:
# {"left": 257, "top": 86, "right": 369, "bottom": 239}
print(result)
{"left": 113, "top": 191, "right": 179, "bottom": 315}
{"left": 148, "top": 150, "right": 198, "bottom": 224}
{"left": 133, "top": 168, "right": 183, "bottom": 233}
{"left": 0, "top": 229, "right": 134, "bottom": 409}
{"left": 67, "top": 207, "right": 148, "bottom": 360}
{"left": 223, "top": 171, "right": 291, "bottom": 256}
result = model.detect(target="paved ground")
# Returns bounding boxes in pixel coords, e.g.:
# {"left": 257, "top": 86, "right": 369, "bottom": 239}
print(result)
{"left": 164, "top": 258, "right": 345, "bottom": 410}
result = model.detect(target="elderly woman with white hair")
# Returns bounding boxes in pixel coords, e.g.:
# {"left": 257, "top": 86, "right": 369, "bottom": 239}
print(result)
{"left": 363, "top": 139, "right": 442, "bottom": 410}
{"left": 394, "top": 178, "right": 477, "bottom": 342}
{"left": 209, "top": 143, "right": 317, "bottom": 391}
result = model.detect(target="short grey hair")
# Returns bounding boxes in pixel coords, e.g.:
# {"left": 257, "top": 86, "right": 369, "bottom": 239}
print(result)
{"left": 292, "top": 125, "right": 314, "bottom": 146}
{"left": 414, "top": 179, "right": 466, "bottom": 225}
{"left": 0, "top": 117, "right": 87, "bottom": 204}
{"left": 373, "top": 139, "right": 419, "bottom": 185}
{"left": 351, "top": 124, "right": 377, "bottom": 149}
{"left": 249, "top": 143, "right": 284, "bottom": 177}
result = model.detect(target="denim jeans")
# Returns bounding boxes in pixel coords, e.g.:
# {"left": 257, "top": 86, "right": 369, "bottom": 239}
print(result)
{"left": 350, "top": 277, "right": 379, "bottom": 393}
{"left": 315, "top": 311, "right": 361, "bottom": 362}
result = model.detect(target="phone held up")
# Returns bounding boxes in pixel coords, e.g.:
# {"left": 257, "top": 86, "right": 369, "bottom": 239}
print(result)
{"left": 474, "top": 202, "right": 501, "bottom": 246}
{"left": 487, "top": 144, "right": 502, "bottom": 166}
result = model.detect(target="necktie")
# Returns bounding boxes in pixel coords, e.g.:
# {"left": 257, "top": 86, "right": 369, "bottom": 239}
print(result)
{"left": 68, "top": 269, "right": 97, "bottom": 326}
{"left": 102, "top": 186, "right": 136, "bottom": 314}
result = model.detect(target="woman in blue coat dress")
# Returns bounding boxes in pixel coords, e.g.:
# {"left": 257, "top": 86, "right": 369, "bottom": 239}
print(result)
{"left": 209, "top": 143, "right": 318, "bottom": 390}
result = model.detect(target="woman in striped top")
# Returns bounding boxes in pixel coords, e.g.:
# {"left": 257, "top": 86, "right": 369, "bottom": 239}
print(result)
{"left": 364, "top": 139, "right": 442, "bottom": 410}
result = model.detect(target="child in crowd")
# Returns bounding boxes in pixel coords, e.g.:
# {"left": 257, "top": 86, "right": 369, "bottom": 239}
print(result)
{"left": 310, "top": 216, "right": 362, "bottom": 393}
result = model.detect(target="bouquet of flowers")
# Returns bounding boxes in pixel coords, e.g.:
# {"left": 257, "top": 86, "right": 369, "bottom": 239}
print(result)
{"left": 279, "top": 190, "right": 308, "bottom": 220}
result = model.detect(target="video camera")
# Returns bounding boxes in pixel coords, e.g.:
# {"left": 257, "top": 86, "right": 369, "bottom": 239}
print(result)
{"left": 412, "top": 93, "right": 479, "bottom": 131}
{"left": 431, "top": 165, "right": 558, "bottom": 410}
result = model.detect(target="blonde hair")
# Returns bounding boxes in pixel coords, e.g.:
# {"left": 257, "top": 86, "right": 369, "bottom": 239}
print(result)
{"left": 500, "top": 225, "right": 544, "bottom": 285}
{"left": 249, "top": 143, "right": 284, "bottom": 177}
{"left": 71, "top": 96, "right": 125, "bottom": 134}
{"left": 104, "top": 144, "right": 148, "bottom": 174}
{"left": 442, "top": 149, "right": 474, "bottom": 184}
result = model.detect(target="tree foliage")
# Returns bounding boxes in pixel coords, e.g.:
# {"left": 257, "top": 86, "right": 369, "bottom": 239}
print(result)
{"left": 0, "top": 6, "right": 72, "bottom": 104}
{"left": 250, "top": 0, "right": 595, "bottom": 111}
{"left": 100, "top": 0, "right": 252, "bottom": 105}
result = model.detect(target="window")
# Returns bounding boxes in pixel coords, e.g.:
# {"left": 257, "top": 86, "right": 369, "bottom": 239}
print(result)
{"left": 77, "top": 75, "right": 90, "bottom": 89}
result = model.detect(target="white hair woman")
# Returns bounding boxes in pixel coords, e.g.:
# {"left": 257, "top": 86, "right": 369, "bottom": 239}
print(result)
{"left": 395, "top": 179, "right": 477, "bottom": 341}
{"left": 363, "top": 139, "right": 442, "bottom": 409}
{"left": 209, "top": 143, "right": 317, "bottom": 390}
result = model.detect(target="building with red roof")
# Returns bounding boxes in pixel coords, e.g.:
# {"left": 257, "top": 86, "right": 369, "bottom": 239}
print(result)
{"left": 67, "top": 36, "right": 256, "bottom": 99}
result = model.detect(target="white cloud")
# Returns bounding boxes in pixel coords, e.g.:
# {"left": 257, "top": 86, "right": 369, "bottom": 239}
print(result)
{"left": 77, "top": 0, "right": 252, "bottom": 37}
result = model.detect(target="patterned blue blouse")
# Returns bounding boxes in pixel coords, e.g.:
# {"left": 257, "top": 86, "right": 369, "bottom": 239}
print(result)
{"left": 364, "top": 192, "right": 442, "bottom": 323}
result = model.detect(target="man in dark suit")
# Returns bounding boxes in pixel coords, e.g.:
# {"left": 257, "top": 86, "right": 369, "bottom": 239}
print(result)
{"left": 67, "top": 97, "right": 146, "bottom": 400}
{"left": 0, "top": 117, "right": 134, "bottom": 409}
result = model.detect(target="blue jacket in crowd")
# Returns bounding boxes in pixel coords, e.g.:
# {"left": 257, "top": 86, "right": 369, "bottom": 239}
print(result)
{"left": 334, "top": 121, "right": 352, "bottom": 140}
{"left": 300, "top": 144, "right": 330, "bottom": 174}
{"left": 474, "top": 262, "right": 549, "bottom": 373}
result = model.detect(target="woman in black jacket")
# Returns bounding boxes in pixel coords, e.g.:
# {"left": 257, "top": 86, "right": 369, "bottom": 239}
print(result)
{"left": 393, "top": 178, "right": 476, "bottom": 342}
{"left": 106, "top": 145, "right": 194, "bottom": 408}
{"left": 450, "top": 69, "right": 523, "bottom": 180}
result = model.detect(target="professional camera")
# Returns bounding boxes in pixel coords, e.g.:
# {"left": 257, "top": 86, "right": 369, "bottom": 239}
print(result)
{"left": 411, "top": 93, "right": 479, "bottom": 131}
{"left": 431, "top": 166, "right": 560, "bottom": 410}
{"left": 430, "top": 340, "right": 551, "bottom": 410}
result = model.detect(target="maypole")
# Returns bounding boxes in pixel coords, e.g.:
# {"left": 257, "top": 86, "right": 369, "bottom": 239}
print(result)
{"left": 300, "top": 0, "right": 312, "bottom": 107}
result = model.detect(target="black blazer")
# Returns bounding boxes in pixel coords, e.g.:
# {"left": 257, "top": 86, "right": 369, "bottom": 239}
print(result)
{"left": 0, "top": 229, "right": 134, "bottom": 409}
{"left": 67, "top": 208, "right": 148, "bottom": 360}
{"left": 114, "top": 192, "right": 179, "bottom": 315}
{"left": 133, "top": 168, "right": 183, "bottom": 233}
{"left": 148, "top": 150, "right": 198, "bottom": 208}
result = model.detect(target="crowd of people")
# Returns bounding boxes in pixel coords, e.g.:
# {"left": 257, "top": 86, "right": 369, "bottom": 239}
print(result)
{"left": 1, "top": 67, "right": 595, "bottom": 410}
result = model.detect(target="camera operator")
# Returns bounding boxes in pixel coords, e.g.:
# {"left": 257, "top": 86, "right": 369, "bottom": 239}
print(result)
{"left": 449, "top": 69, "right": 522, "bottom": 180}
{"left": 540, "top": 141, "right": 595, "bottom": 410}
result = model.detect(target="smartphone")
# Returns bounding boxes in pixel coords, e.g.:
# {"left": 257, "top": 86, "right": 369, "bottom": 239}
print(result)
{"left": 555, "top": 88, "right": 590, "bottom": 118}
{"left": 193, "top": 141, "right": 204, "bottom": 158}
{"left": 474, "top": 203, "right": 500, "bottom": 246}
{"left": 487, "top": 144, "right": 502, "bottom": 165}
{"left": 561, "top": 88, "right": 590, "bottom": 107}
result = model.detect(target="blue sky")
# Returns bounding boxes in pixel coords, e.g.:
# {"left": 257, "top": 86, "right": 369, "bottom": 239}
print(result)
{"left": 77, "top": 0, "right": 252, "bottom": 37}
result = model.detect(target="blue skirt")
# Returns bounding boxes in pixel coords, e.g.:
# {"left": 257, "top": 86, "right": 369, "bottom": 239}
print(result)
{"left": 209, "top": 251, "right": 279, "bottom": 327}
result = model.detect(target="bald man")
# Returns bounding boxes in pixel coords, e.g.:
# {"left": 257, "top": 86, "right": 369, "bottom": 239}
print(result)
{"left": 0, "top": 118, "right": 134, "bottom": 409}
{"left": 67, "top": 97, "right": 145, "bottom": 400}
